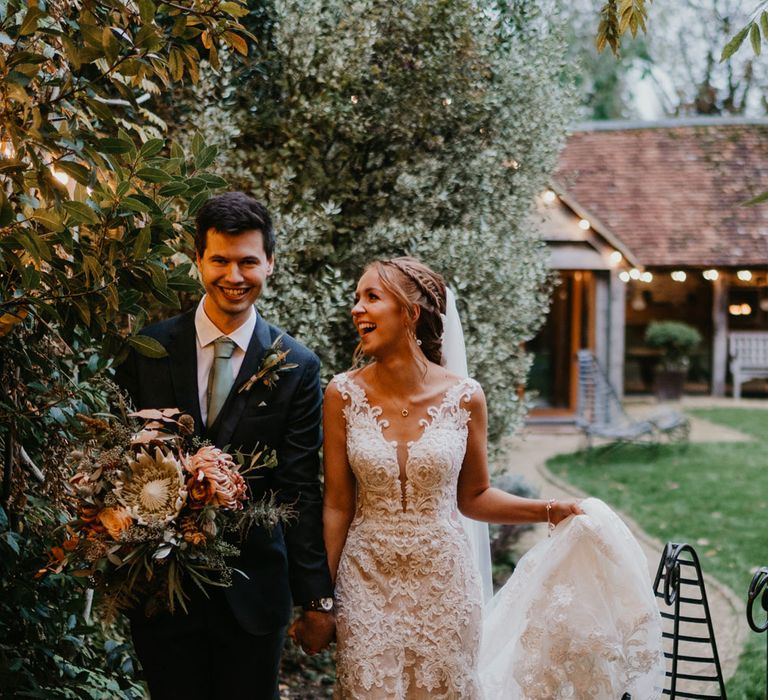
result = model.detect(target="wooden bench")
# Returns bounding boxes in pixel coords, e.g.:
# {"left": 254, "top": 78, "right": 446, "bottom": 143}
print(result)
{"left": 729, "top": 331, "right": 768, "bottom": 399}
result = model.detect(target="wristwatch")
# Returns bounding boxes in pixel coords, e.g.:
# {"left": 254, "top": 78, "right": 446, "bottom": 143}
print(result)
{"left": 302, "top": 597, "right": 334, "bottom": 613}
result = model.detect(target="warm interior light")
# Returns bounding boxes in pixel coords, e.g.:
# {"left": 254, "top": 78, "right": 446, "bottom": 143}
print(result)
{"left": 629, "top": 268, "right": 641, "bottom": 280}
{"left": 619, "top": 271, "right": 630, "bottom": 283}
{"left": 703, "top": 269, "right": 719, "bottom": 281}
{"left": 729, "top": 303, "right": 753, "bottom": 316}
{"left": 542, "top": 190, "right": 557, "bottom": 204}
{"left": 671, "top": 271, "right": 687, "bottom": 282}
{"left": 737, "top": 270, "right": 752, "bottom": 281}
{"left": 608, "top": 250, "right": 623, "bottom": 265}
{"left": 578, "top": 218, "right": 590, "bottom": 230}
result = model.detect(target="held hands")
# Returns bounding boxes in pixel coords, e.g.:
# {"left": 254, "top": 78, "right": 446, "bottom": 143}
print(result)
{"left": 288, "top": 611, "right": 336, "bottom": 655}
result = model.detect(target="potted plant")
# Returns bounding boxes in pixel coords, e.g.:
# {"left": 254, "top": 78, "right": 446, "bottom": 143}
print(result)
{"left": 644, "top": 321, "right": 702, "bottom": 400}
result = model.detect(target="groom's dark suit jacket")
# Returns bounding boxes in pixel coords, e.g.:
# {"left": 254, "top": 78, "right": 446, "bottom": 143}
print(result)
{"left": 116, "top": 307, "right": 333, "bottom": 635}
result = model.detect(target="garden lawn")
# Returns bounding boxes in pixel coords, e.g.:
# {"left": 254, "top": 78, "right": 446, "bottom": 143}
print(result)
{"left": 547, "top": 408, "right": 768, "bottom": 700}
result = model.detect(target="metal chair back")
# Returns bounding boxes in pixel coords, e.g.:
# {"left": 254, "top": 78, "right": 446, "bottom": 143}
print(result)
{"left": 576, "top": 349, "right": 627, "bottom": 429}
{"left": 653, "top": 542, "right": 726, "bottom": 698}
{"left": 746, "top": 566, "right": 768, "bottom": 696}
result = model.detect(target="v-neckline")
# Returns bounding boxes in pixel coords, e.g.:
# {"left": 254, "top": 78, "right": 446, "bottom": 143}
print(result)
{"left": 345, "top": 375, "right": 466, "bottom": 512}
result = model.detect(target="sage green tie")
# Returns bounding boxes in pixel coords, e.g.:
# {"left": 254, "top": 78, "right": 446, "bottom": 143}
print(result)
{"left": 207, "top": 337, "right": 237, "bottom": 427}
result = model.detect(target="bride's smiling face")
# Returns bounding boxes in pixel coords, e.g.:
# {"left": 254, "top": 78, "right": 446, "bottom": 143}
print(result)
{"left": 352, "top": 268, "right": 408, "bottom": 356}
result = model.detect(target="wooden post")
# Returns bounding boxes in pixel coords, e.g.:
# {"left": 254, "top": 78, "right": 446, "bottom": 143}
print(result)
{"left": 608, "top": 270, "right": 627, "bottom": 399}
{"left": 711, "top": 275, "right": 728, "bottom": 397}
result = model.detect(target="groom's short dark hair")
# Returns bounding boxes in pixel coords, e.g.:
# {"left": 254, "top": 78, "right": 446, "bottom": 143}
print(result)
{"left": 195, "top": 192, "right": 275, "bottom": 259}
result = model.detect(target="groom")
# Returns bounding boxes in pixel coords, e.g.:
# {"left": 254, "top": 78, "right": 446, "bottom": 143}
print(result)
{"left": 116, "top": 192, "right": 335, "bottom": 699}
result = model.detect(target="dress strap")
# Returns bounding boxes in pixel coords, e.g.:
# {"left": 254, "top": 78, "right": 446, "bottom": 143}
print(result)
{"left": 450, "top": 377, "right": 479, "bottom": 403}
{"left": 332, "top": 372, "right": 368, "bottom": 414}
{"left": 427, "top": 377, "right": 479, "bottom": 429}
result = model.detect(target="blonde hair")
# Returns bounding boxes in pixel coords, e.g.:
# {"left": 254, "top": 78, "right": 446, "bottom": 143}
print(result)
{"left": 353, "top": 257, "right": 447, "bottom": 365}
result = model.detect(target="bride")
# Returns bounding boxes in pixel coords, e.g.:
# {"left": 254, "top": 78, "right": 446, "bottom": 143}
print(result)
{"left": 321, "top": 257, "right": 664, "bottom": 699}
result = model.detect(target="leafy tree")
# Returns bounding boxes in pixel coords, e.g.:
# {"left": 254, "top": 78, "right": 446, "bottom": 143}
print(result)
{"left": 561, "top": 0, "right": 652, "bottom": 119}
{"left": 594, "top": 0, "right": 768, "bottom": 66}
{"left": 583, "top": 1, "right": 768, "bottom": 117}
{"left": 170, "top": 0, "right": 575, "bottom": 445}
{"left": 0, "top": 1, "right": 252, "bottom": 695}
{"left": 644, "top": 1, "right": 765, "bottom": 116}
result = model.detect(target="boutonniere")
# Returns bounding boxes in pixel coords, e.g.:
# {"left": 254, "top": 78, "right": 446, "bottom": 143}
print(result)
{"left": 238, "top": 334, "right": 298, "bottom": 394}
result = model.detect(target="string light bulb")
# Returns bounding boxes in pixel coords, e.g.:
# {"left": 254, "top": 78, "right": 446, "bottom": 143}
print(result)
{"left": 703, "top": 269, "right": 719, "bottom": 281}
{"left": 671, "top": 271, "right": 687, "bottom": 282}
{"left": 542, "top": 190, "right": 556, "bottom": 204}
{"left": 578, "top": 218, "right": 590, "bottom": 230}
{"left": 737, "top": 270, "right": 752, "bottom": 281}
{"left": 608, "top": 250, "right": 622, "bottom": 265}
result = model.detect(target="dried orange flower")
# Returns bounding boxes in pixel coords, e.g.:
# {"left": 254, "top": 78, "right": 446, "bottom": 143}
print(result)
{"left": 98, "top": 507, "right": 133, "bottom": 539}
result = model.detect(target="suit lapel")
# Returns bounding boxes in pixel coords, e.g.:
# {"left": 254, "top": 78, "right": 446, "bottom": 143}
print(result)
{"left": 167, "top": 310, "right": 204, "bottom": 437}
{"left": 214, "top": 312, "right": 273, "bottom": 449}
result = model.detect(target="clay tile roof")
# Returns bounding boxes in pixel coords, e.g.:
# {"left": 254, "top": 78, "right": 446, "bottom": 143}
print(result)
{"left": 554, "top": 119, "right": 768, "bottom": 268}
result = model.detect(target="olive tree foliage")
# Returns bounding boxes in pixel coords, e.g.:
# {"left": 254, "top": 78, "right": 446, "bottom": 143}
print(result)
{"left": 0, "top": 1, "right": 251, "bottom": 695}
{"left": 172, "top": 0, "right": 575, "bottom": 444}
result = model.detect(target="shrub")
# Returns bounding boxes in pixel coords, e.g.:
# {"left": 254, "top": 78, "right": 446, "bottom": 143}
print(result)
{"left": 644, "top": 321, "right": 703, "bottom": 370}
{"left": 169, "top": 0, "right": 576, "bottom": 446}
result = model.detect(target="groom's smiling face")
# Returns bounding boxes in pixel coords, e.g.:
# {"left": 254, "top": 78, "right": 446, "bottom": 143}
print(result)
{"left": 197, "top": 228, "right": 274, "bottom": 333}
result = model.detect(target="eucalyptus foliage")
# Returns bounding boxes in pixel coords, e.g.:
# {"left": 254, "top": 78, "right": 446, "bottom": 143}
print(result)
{"left": 173, "top": 0, "right": 574, "bottom": 443}
{"left": 0, "top": 1, "right": 254, "bottom": 694}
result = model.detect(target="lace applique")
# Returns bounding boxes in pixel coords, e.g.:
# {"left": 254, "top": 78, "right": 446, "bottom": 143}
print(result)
{"left": 479, "top": 498, "right": 665, "bottom": 700}
{"left": 331, "top": 373, "right": 665, "bottom": 700}
{"left": 332, "top": 372, "right": 483, "bottom": 700}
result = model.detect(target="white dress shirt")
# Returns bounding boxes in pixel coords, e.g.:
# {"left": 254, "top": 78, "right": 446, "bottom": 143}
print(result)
{"left": 195, "top": 296, "right": 256, "bottom": 426}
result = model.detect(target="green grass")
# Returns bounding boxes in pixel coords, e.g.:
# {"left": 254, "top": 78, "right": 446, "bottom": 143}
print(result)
{"left": 547, "top": 408, "right": 768, "bottom": 700}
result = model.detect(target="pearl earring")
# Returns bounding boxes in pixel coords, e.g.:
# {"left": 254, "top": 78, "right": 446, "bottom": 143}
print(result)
{"left": 416, "top": 339, "right": 422, "bottom": 346}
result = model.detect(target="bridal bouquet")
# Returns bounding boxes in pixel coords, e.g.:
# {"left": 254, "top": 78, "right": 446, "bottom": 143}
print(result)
{"left": 40, "top": 408, "right": 289, "bottom": 619}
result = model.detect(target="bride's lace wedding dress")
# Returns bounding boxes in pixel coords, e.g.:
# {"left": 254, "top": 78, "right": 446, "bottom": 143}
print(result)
{"left": 332, "top": 372, "right": 665, "bottom": 700}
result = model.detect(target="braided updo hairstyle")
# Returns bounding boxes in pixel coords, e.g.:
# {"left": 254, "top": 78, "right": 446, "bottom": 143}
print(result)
{"left": 363, "top": 257, "right": 447, "bottom": 365}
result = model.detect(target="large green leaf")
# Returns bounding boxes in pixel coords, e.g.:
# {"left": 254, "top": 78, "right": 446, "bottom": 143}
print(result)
{"left": 721, "top": 25, "right": 751, "bottom": 62}
{"left": 127, "top": 334, "right": 169, "bottom": 358}
{"left": 63, "top": 201, "right": 100, "bottom": 225}
{"left": 96, "top": 138, "right": 135, "bottom": 154}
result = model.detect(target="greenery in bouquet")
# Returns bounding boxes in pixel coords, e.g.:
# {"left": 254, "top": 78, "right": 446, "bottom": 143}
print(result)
{"left": 40, "top": 407, "right": 291, "bottom": 621}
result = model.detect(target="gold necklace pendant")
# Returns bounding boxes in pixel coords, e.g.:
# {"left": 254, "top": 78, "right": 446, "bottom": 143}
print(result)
{"left": 401, "top": 408, "right": 409, "bottom": 417}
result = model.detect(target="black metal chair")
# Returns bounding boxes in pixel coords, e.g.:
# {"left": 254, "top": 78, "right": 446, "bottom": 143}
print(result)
{"left": 746, "top": 566, "right": 768, "bottom": 696}
{"left": 575, "top": 350, "right": 690, "bottom": 456}
{"left": 653, "top": 542, "right": 727, "bottom": 698}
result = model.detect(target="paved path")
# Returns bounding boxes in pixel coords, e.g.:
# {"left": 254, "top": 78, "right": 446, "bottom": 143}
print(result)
{"left": 498, "top": 407, "right": 755, "bottom": 687}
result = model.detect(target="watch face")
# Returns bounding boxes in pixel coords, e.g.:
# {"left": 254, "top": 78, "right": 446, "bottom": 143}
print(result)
{"left": 320, "top": 597, "right": 334, "bottom": 611}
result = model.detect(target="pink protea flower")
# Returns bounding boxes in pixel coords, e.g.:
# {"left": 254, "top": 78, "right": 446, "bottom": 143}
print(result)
{"left": 184, "top": 446, "right": 247, "bottom": 510}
